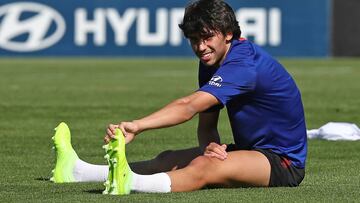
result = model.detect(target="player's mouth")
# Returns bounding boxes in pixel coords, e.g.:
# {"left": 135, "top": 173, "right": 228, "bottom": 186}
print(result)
{"left": 199, "top": 51, "right": 213, "bottom": 62}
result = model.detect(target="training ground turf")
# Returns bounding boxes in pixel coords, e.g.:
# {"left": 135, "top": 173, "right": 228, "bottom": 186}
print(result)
{"left": 0, "top": 58, "right": 359, "bottom": 202}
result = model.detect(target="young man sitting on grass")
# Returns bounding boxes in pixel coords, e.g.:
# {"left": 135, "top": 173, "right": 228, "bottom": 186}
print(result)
{"left": 51, "top": 0, "right": 307, "bottom": 194}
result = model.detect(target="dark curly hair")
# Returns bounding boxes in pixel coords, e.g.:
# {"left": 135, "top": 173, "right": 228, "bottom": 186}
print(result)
{"left": 179, "top": 0, "right": 241, "bottom": 40}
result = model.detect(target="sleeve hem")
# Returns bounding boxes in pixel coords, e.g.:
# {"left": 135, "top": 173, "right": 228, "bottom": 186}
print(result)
{"left": 197, "top": 88, "right": 227, "bottom": 106}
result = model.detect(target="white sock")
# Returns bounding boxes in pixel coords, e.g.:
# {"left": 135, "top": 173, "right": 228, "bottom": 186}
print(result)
{"left": 72, "top": 159, "right": 172, "bottom": 193}
{"left": 131, "top": 172, "right": 172, "bottom": 193}
{"left": 73, "top": 159, "right": 108, "bottom": 182}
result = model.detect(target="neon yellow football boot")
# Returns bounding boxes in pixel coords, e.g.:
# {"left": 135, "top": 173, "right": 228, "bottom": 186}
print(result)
{"left": 50, "top": 122, "right": 79, "bottom": 183}
{"left": 103, "top": 128, "right": 132, "bottom": 195}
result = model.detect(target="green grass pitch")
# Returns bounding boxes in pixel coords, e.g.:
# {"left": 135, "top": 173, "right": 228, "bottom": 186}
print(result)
{"left": 0, "top": 58, "right": 359, "bottom": 202}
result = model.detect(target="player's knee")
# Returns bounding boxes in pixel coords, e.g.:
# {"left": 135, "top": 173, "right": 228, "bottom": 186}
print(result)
{"left": 187, "top": 156, "right": 213, "bottom": 183}
{"left": 189, "top": 155, "right": 211, "bottom": 166}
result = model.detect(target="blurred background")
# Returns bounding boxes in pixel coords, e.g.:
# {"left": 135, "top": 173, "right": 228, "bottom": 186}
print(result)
{"left": 0, "top": 1, "right": 360, "bottom": 202}
{"left": 0, "top": 0, "right": 359, "bottom": 57}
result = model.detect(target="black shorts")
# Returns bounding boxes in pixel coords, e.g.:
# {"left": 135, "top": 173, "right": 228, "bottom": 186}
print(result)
{"left": 226, "top": 144, "right": 305, "bottom": 187}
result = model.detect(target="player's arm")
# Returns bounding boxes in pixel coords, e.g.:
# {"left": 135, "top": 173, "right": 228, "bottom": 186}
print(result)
{"left": 135, "top": 91, "right": 219, "bottom": 131}
{"left": 198, "top": 110, "right": 228, "bottom": 160}
{"left": 105, "top": 91, "right": 220, "bottom": 143}
{"left": 197, "top": 111, "right": 220, "bottom": 151}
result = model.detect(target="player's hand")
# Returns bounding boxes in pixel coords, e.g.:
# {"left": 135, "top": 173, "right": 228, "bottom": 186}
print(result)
{"left": 104, "top": 123, "right": 119, "bottom": 143}
{"left": 104, "top": 122, "right": 139, "bottom": 144}
{"left": 204, "top": 142, "right": 227, "bottom": 160}
{"left": 118, "top": 121, "right": 139, "bottom": 144}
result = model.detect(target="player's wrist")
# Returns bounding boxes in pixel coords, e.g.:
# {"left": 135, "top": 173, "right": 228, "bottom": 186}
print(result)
{"left": 132, "top": 120, "right": 143, "bottom": 134}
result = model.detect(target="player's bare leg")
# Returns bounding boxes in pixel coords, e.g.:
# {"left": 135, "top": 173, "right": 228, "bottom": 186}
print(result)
{"left": 167, "top": 150, "right": 271, "bottom": 192}
{"left": 130, "top": 147, "right": 202, "bottom": 174}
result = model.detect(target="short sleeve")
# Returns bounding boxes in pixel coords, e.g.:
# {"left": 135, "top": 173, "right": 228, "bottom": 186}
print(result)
{"left": 198, "top": 61, "right": 257, "bottom": 106}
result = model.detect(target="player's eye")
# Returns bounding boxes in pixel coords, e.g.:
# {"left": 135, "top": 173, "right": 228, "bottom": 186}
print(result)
{"left": 189, "top": 37, "right": 200, "bottom": 44}
{"left": 203, "top": 36, "right": 213, "bottom": 42}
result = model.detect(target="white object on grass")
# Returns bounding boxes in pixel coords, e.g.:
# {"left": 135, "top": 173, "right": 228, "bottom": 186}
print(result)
{"left": 307, "top": 122, "right": 360, "bottom": 141}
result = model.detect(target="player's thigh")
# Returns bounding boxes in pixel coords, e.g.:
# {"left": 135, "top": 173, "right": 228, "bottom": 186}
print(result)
{"left": 204, "top": 150, "right": 271, "bottom": 187}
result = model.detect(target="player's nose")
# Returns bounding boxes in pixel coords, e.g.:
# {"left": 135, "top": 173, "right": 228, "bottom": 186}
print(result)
{"left": 197, "top": 40, "right": 207, "bottom": 52}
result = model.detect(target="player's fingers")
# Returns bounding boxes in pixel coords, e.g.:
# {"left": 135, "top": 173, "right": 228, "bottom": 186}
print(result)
{"left": 106, "top": 128, "right": 115, "bottom": 138}
{"left": 108, "top": 124, "right": 119, "bottom": 134}
{"left": 207, "top": 142, "right": 226, "bottom": 153}
{"left": 107, "top": 124, "right": 114, "bottom": 135}
{"left": 204, "top": 153, "right": 213, "bottom": 158}
{"left": 119, "top": 124, "right": 128, "bottom": 137}
{"left": 204, "top": 151, "right": 216, "bottom": 158}
{"left": 204, "top": 150, "right": 212, "bottom": 155}
{"left": 204, "top": 147, "right": 227, "bottom": 160}
{"left": 207, "top": 152, "right": 226, "bottom": 161}
{"left": 205, "top": 142, "right": 219, "bottom": 151}
{"left": 212, "top": 147, "right": 227, "bottom": 158}
{"left": 104, "top": 135, "right": 110, "bottom": 143}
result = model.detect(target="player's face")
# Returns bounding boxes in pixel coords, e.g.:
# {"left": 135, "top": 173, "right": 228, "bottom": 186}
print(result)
{"left": 189, "top": 31, "right": 233, "bottom": 67}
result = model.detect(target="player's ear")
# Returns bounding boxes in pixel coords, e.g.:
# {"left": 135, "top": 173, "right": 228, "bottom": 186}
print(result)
{"left": 225, "top": 32, "right": 233, "bottom": 42}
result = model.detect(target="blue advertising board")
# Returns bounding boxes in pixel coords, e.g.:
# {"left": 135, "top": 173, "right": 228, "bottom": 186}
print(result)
{"left": 0, "top": 0, "right": 331, "bottom": 57}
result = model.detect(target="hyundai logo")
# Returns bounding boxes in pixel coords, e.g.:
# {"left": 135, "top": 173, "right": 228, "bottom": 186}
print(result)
{"left": 0, "top": 2, "right": 65, "bottom": 52}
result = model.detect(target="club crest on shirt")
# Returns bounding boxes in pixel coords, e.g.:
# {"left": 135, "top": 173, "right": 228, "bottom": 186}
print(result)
{"left": 209, "top": 75, "right": 223, "bottom": 87}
